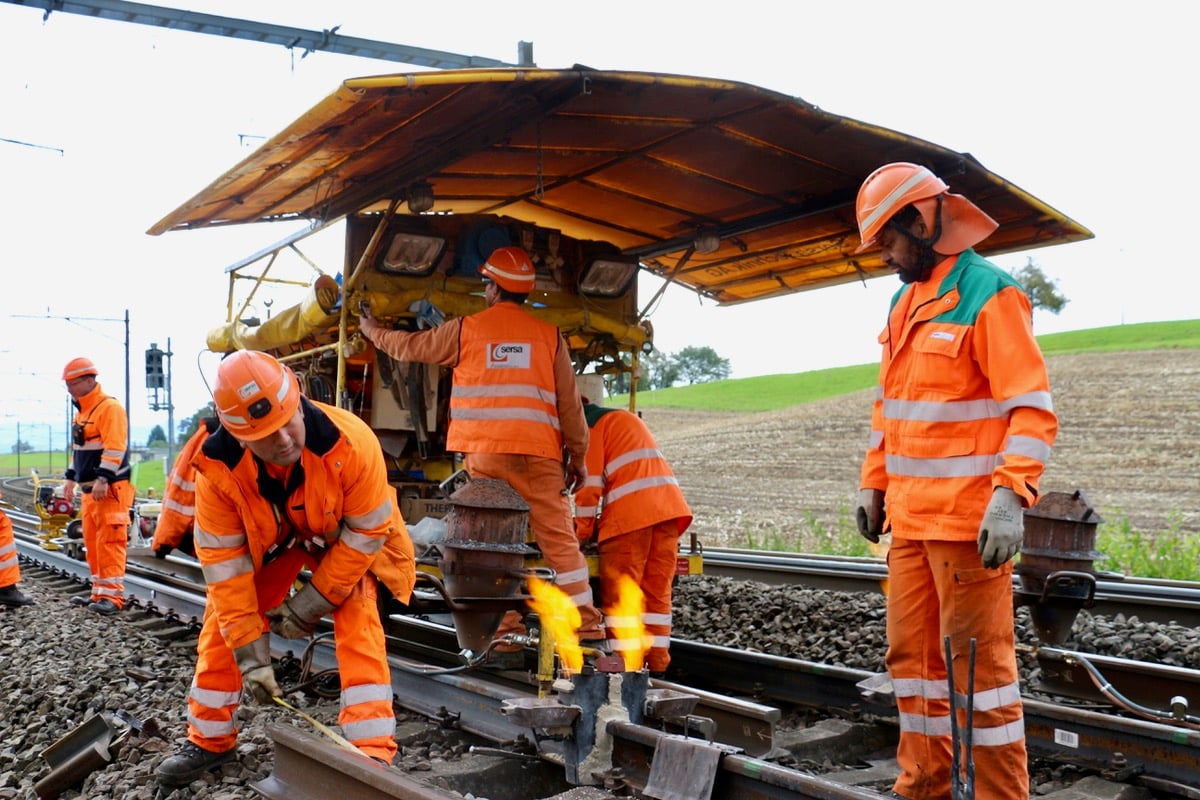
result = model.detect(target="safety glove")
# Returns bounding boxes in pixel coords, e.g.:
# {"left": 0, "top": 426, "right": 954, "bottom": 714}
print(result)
{"left": 854, "top": 488, "right": 885, "bottom": 544}
{"left": 978, "top": 486, "right": 1024, "bottom": 568}
{"left": 265, "top": 583, "right": 337, "bottom": 639}
{"left": 153, "top": 544, "right": 173, "bottom": 559}
{"left": 233, "top": 636, "right": 282, "bottom": 704}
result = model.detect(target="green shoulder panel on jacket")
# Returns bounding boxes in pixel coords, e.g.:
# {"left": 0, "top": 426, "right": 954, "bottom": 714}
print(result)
{"left": 933, "top": 250, "right": 1023, "bottom": 325}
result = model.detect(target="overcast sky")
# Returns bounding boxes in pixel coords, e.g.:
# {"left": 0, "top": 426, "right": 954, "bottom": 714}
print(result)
{"left": 1, "top": 0, "right": 1195, "bottom": 449}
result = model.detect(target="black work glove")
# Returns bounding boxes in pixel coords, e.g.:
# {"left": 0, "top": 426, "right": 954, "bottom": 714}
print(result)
{"left": 854, "top": 488, "right": 885, "bottom": 544}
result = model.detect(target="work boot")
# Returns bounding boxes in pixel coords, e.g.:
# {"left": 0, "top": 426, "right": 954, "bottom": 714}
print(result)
{"left": 88, "top": 598, "right": 120, "bottom": 616}
{"left": 69, "top": 594, "right": 92, "bottom": 606}
{"left": 0, "top": 585, "right": 33, "bottom": 607}
{"left": 155, "top": 741, "right": 236, "bottom": 787}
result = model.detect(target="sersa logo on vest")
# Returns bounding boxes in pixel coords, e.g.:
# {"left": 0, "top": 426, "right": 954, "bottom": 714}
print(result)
{"left": 487, "top": 342, "right": 532, "bottom": 369}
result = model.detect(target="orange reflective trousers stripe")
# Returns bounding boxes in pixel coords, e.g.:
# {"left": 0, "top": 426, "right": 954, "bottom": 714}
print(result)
{"left": 886, "top": 537, "right": 1027, "bottom": 800}
{"left": 187, "top": 547, "right": 397, "bottom": 761}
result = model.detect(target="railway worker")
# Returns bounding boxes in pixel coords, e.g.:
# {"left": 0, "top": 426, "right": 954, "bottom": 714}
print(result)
{"left": 0, "top": 503, "right": 34, "bottom": 606}
{"left": 150, "top": 417, "right": 219, "bottom": 559}
{"left": 359, "top": 245, "right": 605, "bottom": 660}
{"left": 62, "top": 357, "right": 135, "bottom": 616}
{"left": 573, "top": 373, "right": 691, "bottom": 677}
{"left": 851, "top": 162, "right": 1057, "bottom": 800}
{"left": 155, "top": 350, "right": 416, "bottom": 786}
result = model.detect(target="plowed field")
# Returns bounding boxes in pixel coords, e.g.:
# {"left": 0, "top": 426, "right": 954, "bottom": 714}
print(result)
{"left": 642, "top": 350, "right": 1199, "bottom": 547}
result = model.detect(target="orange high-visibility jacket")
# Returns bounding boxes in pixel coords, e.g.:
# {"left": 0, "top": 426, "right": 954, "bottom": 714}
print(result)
{"left": 193, "top": 398, "right": 415, "bottom": 651}
{"left": 575, "top": 406, "right": 692, "bottom": 542}
{"left": 152, "top": 418, "right": 218, "bottom": 551}
{"left": 364, "top": 301, "right": 588, "bottom": 464}
{"left": 67, "top": 383, "right": 130, "bottom": 485}
{"left": 860, "top": 250, "right": 1057, "bottom": 539}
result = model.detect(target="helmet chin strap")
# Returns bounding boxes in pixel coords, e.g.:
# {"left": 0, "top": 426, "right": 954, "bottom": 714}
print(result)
{"left": 889, "top": 195, "right": 943, "bottom": 283}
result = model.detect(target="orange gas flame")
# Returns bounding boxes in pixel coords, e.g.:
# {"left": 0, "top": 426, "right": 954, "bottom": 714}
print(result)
{"left": 608, "top": 575, "right": 650, "bottom": 672}
{"left": 527, "top": 576, "right": 583, "bottom": 675}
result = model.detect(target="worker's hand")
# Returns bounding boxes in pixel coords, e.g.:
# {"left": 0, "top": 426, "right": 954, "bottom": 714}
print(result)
{"left": 62, "top": 480, "right": 76, "bottom": 503}
{"left": 358, "top": 300, "right": 380, "bottom": 335}
{"left": 265, "top": 584, "right": 337, "bottom": 639}
{"left": 978, "top": 487, "right": 1024, "bottom": 568}
{"left": 564, "top": 461, "right": 586, "bottom": 495}
{"left": 153, "top": 544, "right": 173, "bottom": 559}
{"left": 854, "top": 488, "right": 885, "bottom": 544}
{"left": 92, "top": 476, "right": 110, "bottom": 501}
{"left": 233, "top": 637, "right": 282, "bottom": 704}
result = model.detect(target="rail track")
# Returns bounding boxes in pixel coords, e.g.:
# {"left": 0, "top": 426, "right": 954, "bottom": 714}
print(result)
{"left": 5, "top": 475, "right": 1200, "bottom": 799}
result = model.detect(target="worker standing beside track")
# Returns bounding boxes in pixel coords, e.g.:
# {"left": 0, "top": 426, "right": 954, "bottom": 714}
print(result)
{"left": 359, "top": 246, "right": 605, "bottom": 658}
{"left": 62, "top": 357, "right": 134, "bottom": 616}
{"left": 851, "top": 163, "right": 1057, "bottom": 800}
{"left": 155, "top": 350, "right": 417, "bottom": 787}
{"left": 0, "top": 503, "right": 33, "bottom": 607}
{"left": 573, "top": 373, "right": 691, "bottom": 677}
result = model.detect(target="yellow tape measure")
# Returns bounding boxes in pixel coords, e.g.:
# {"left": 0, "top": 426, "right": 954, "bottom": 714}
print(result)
{"left": 272, "top": 696, "right": 363, "bottom": 754}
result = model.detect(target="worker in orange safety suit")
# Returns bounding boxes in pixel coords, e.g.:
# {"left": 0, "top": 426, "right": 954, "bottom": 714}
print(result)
{"left": 62, "top": 357, "right": 134, "bottom": 616}
{"left": 0, "top": 503, "right": 34, "bottom": 606}
{"left": 572, "top": 373, "right": 691, "bottom": 677}
{"left": 359, "top": 246, "right": 604, "bottom": 660}
{"left": 852, "top": 163, "right": 1057, "bottom": 800}
{"left": 150, "top": 417, "right": 219, "bottom": 559}
{"left": 155, "top": 350, "right": 416, "bottom": 787}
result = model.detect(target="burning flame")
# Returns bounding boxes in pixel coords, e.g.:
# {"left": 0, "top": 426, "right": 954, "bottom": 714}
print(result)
{"left": 527, "top": 576, "right": 583, "bottom": 675}
{"left": 608, "top": 575, "right": 649, "bottom": 672}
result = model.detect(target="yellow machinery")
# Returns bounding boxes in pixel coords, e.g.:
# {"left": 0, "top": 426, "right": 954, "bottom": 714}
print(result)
{"left": 30, "top": 470, "right": 79, "bottom": 550}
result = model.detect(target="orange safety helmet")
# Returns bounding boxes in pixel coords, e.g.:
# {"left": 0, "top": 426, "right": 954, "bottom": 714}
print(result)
{"left": 479, "top": 246, "right": 536, "bottom": 293}
{"left": 854, "top": 162, "right": 998, "bottom": 255}
{"left": 62, "top": 357, "right": 99, "bottom": 381}
{"left": 213, "top": 350, "right": 300, "bottom": 441}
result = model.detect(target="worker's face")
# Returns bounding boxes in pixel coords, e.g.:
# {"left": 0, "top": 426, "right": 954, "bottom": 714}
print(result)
{"left": 242, "top": 409, "right": 306, "bottom": 466}
{"left": 879, "top": 218, "right": 936, "bottom": 284}
{"left": 65, "top": 375, "right": 95, "bottom": 400}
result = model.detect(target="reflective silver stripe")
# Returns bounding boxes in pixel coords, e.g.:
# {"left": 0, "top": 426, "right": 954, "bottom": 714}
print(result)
{"left": 868, "top": 430, "right": 883, "bottom": 449}
{"left": 581, "top": 476, "right": 603, "bottom": 489}
{"left": 643, "top": 612, "right": 672, "bottom": 626}
{"left": 883, "top": 397, "right": 1002, "bottom": 423}
{"left": 163, "top": 498, "right": 195, "bottom": 517}
{"left": 1005, "top": 435, "right": 1051, "bottom": 464}
{"left": 998, "top": 390, "right": 1054, "bottom": 414}
{"left": 188, "top": 711, "right": 237, "bottom": 738}
{"left": 604, "top": 614, "right": 640, "bottom": 628}
{"left": 190, "top": 681, "right": 241, "bottom": 710}
{"left": 452, "top": 407, "right": 560, "bottom": 428}
{"left": 648, "top": 634, "right": 670, "bottom": 648}
{"left": 0, "top": 554, "right": 16, "bottom": 570}
{"left": 886, "top": 453, "right": 998, "bottom": 479}
{"left": 575, "top": 504, "right": 598, "bottom": 518}
{"left": 609, "top": 637, "right": 643, "bottom": 651}
{"left": 0, "top": 542, "right": 15, "bottom": 557}
{"left": 452, "top": 384, "right": 557, "bottom": 404}
{"left": 605, "top": 448, "right": 662, "bottom": 474}
{"left": 342, "top": 682, "right": 394, "bottom": 708}
{"left": 556, "top": 565, "right": 591, "bottom": 586}
{"left": 567, "top": 585, "right": 594, "bottom": 607}
{"left": 75, "top": 442, "right": 104, "bottom": 451}
{"left": 202, "top": 554, "right": 254, "bottom": 583}
{"left": 344, "top": 499, "right": 394, "bottom": 530}
{"left": 93, "top": 585, "right": 123, "bottom": 598}
{"left": 342, "top": 716, "right": 397, "bottom": 741}
{"left": 860, "top": 166, "right": 935, "bottom": 237}
{"left": 898, "top": 710, "right": 952, "bottom": 736}
{"left": 957, "top": 680, "right": 1021, "bottom": 713}
{"left": 892, "top": 677, "right": 950, "bottom": 699}
{"left": 605, "top": 475, "right": 680, "bottom": 505}
{"left": 102, "top": 448, "right": 125, "bottom": 461}
{"left": 970, "top": 718, "right": 1025, "bottom": 747}
{"left": 336, "top": 527, "right": 385, "bottom": 555}
{"left": 194, "top": 523, "right": 247, "bottom": 549}
{"left": 171, "top": 473, "right": 196, "bottom": 491}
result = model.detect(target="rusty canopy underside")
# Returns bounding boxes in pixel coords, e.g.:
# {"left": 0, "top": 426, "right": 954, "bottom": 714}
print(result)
{"left": 150, "top": 68, "right": 1092, "bottom": 305}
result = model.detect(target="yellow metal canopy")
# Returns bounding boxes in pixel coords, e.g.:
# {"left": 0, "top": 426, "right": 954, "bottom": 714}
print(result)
{"left": 150, "top": 68, "right": 1091, "bottom": 305}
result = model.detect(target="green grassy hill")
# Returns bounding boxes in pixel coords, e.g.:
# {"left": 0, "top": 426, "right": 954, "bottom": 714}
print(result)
{"left": 621, "top": 318, "right": 1200, "bottom": 412}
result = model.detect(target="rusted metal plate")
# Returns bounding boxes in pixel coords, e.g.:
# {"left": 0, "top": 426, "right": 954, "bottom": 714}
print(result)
{"left": 149, "top": 69, "right": 1091, "bottom": 305}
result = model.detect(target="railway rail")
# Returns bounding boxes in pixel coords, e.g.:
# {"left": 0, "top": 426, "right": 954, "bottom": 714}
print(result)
{"left": 6, "top": 480, "right": 1200, "bottom": 799}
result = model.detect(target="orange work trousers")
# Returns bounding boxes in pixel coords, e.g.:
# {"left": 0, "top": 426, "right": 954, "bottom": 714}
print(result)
{"left": 187, "top": 547, "right": 397, "bottom": 762}
{"left": 466, "top": 452, "right": 603, "bottom": 642}
{"left": 80, "top": 482, "right": 135, "bottom": 609}
{"left": 597, "top": 521, "right": 681, "bottom": 673}
{"left": 886, "top": 537, "right": 1027, "bottom": 800}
